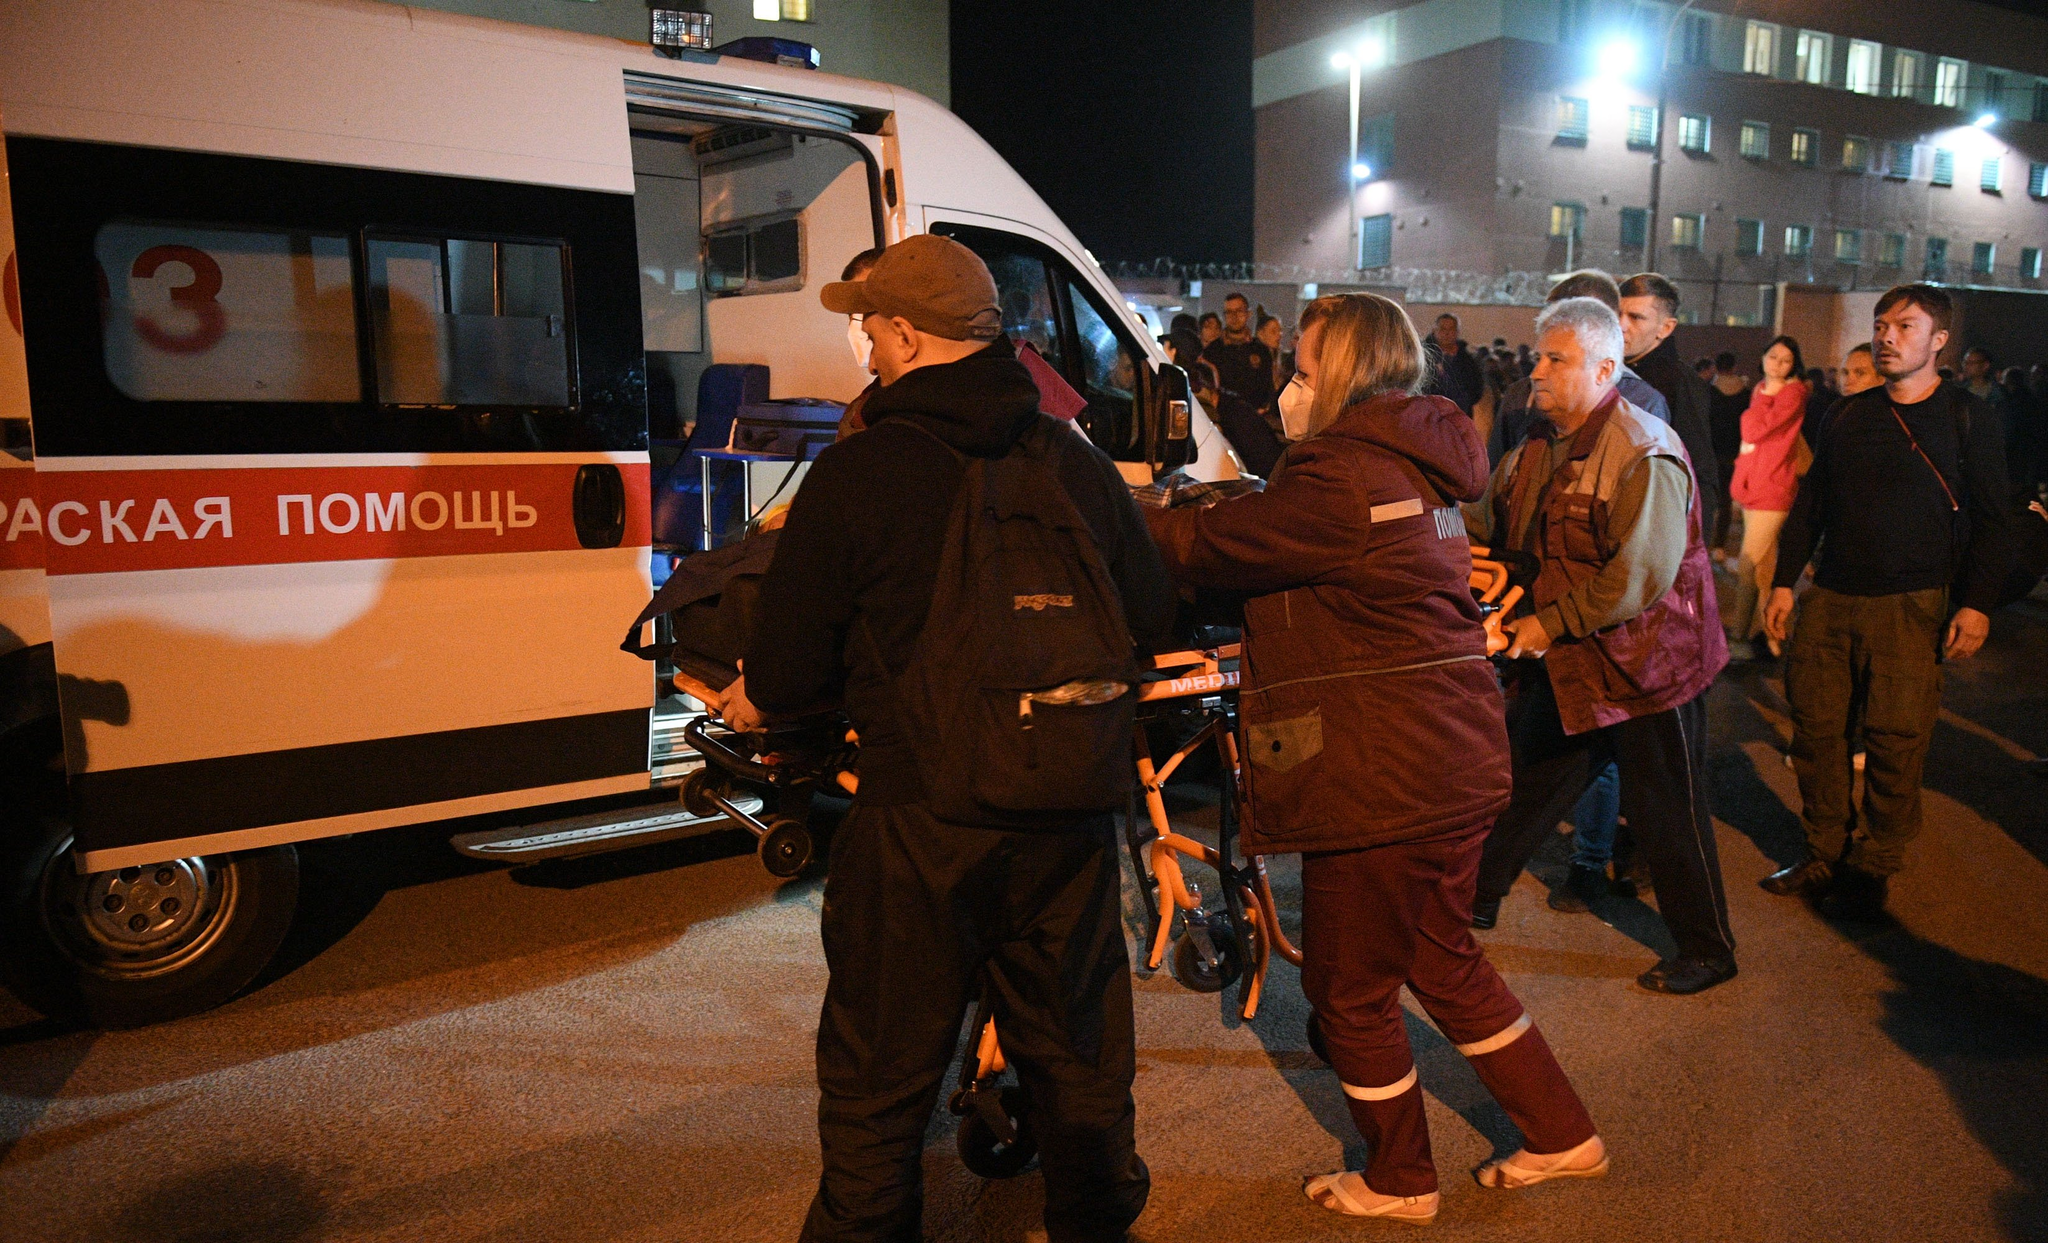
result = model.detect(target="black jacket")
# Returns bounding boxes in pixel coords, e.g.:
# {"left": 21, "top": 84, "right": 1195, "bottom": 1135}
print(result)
{"left": 1775, "top": 382, "right": 2016, "bottom": 614}
{"left": 744, "top": 335, "right": 1177, "bottom": 804}
{"left": 1425, "top": 341, "right": 1483, "bottom": 415}
{"left": 1629, "top": 337, "right": 1721, "bottom": 541}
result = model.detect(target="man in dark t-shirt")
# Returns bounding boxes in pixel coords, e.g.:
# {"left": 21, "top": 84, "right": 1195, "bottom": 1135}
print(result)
{"left": 1761, "top": 284, "right": 2016, "bottom": 920}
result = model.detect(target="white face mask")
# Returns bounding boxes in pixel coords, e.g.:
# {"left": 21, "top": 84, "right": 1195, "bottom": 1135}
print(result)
{"left": 1276, "top": 376, "right": 1315, "bottom": 441}
{"left": 847, "top": 316, "right": 874, "bottom": 372}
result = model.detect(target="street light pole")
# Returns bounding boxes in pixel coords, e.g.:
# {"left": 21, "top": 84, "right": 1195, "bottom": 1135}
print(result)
{"left": 1643, "top": 0, "right": 1697, "bottom": 274}
{"left": 1344, "top": 55, "right": 1361, "bottom": 269}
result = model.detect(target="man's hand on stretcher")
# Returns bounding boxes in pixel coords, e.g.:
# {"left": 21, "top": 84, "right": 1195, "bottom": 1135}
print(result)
{"left": 1499, "top": 612, "right": 1553, "bottom": 660}
{"left": 719, "top": 661, "right": 767, "bottom": 732}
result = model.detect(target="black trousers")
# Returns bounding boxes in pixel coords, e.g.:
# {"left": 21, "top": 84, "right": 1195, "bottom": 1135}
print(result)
{"left": 800, "top": 802, "right": 1149, "bottom": 1243}
{"left": 1477, "top": 672, "right": 1736, "bottom": 964}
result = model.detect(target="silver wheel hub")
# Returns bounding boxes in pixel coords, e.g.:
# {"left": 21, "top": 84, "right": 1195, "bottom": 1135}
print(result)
{"left": 81, "top": 860, "right": 210, "bottom": 950}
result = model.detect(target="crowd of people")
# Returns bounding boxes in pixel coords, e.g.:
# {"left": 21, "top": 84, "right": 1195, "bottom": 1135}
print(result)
{"left": 712, "top": 235, "right": 2044, "bottom": 1240}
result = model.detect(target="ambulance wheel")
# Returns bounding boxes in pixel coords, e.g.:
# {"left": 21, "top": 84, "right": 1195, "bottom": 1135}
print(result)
{"left": 758, "top": 819, "right": 814, "bottom": 879}
{"left": 1169, "top": 915, "right": 1243, "bottom": 994}
{"left": 0, "top": 811, "right": 299, "bottom": 1029}
{"left": 680, "top": 769, "right": 727, "bottom": 819}
{"left": 956, "top": 1087, "right": 1038, "bottom": 1179}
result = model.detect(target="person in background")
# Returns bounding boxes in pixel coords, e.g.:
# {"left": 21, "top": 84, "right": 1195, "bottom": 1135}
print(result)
{"left": 1803, "top": 366, "right": 1839, "bottom": 448}
{"left": 1465, "top": 297, "right": 1734, "bottom": 994}
{"left": 1257, "top": 312, "right": 1287, "bottom": 415}
{"left": 1840, "top": 342, "right": 1881, "bottom": 398}
{"left": 1203, "top": 292, "right": 1277, "bottom": 425}
{"left": 1695, "top": 356, "right": 1716, "bottom": 381}
{"left": 1150, "top": 292, "right": 1606, "bottom": 1225}
{"left": 1426, "top": 313, "right": 1485, "bottom": 415}
{"left": 1728, "top": 336, "right": 1809, "bottom": 657}
{"left": 1762, "top": 285, "right": 2016, "bottom": 920}
{"left": 1198, "top": 311, "right": 1223, "bottom": 348}
{"left": 1488, "top": 271, "right": 1670, "bottom": 466}
{"left": 1172, "top": 323, "right": 1282, "bottom": 478}
{"left": 726, "top": 235, "right": 1171, "bottom": 1243}
{"left": 1708, "top": 352, "right": 1750, "bottom": 552}
{"left": 1169, "top": 311, "right": 1200, "bottom": 340}
{"left": 1998, "top": 365, "right": 2043, "bottom": 493}
{"left": 1962, "top": 347, "right": 2007, "bottom": 427}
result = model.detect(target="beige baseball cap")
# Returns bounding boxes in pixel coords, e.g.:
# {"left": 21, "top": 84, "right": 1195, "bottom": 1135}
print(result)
{"left": 820, "top": 234, "right": 1003, "bottom": 341}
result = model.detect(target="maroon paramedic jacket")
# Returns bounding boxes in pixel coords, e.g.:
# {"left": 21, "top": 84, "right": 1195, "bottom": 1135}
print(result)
{"left": 1146, "top": 392, "right": 1511, "bottom": 854}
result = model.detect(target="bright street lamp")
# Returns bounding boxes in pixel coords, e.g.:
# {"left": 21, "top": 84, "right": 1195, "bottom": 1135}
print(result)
{"left": 1352, "top": 162, "right": 1373, "bottom": 180}
{"left": 1974, "top": 112, "right": 1998, "bottom": 127}
{"left": 1596, "top": 38, "right": 1640, "bottom": 79}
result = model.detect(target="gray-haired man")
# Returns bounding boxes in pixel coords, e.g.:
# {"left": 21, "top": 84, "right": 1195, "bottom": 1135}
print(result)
{"left": 1463, "top": 298, "right": 1735, "bottom": 995}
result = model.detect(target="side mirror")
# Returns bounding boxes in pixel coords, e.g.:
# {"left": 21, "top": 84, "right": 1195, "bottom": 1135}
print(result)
{"left": 1148, "top": 361, "right": 1194, "bottom": 477}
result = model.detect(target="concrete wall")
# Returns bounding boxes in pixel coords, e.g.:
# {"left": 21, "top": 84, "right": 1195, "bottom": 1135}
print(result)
{"left": 407, "top": 0, "right": 949, "bottom": 104}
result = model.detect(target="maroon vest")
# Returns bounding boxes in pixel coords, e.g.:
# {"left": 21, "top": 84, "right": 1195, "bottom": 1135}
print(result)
{"left": 1501, "top": 392, "right": 1728, "bottom": 734}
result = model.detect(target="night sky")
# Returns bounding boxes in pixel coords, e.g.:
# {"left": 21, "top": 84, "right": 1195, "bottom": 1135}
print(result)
{"left": 949, "top": 2, "right": 1254, "bottom": 269}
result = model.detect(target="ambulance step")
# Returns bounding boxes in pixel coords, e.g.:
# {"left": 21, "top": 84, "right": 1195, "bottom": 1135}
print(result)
{"left": 450, "top": 794, "right": 764, "bottom": 863}
{"left": 651, "top": 710, "right": 709, "bottom": 787}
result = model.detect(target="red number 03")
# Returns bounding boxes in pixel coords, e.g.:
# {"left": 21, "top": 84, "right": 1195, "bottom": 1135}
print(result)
{"left": 131, "top": 245, "right": 227, "bottom": 354}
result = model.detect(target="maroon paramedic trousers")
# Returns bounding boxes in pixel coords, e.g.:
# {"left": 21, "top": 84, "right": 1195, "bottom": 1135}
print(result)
{"left": 1300, "top": 822, "right": 1597, "bottom": 1196}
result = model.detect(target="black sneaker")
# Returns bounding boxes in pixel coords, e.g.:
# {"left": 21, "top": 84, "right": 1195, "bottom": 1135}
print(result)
{"left": 1761, "top": 858, "right": 1832, "bottom": 896}
{"left": 1471, "top": 895, "right": 1502, "bottom": 930}
{"left": 1637, "top": 956, "right": 1738, "bottom": 995}
{"left": 1547, "top": 863, "right": 1607, "bottom": 913}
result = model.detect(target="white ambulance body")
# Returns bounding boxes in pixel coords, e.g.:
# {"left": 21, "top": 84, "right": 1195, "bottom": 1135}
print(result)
{"left": 0, "top": 0, "right": 1229, "bottom": 1025}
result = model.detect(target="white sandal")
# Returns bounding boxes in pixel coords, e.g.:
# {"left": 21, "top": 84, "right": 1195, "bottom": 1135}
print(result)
{"left": 1303, "top": 1171, "right": 1440, "bottom": 1224}
{"left": 1474, "top": 1135, "right": 1610, "bottom": 1189}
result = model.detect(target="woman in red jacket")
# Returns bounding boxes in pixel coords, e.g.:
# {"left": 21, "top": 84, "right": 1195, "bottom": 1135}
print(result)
{"left": 1146, "top": 294, "right": 1605, "bottom": 1224}
{"left": 1729, "top": 336, "right": 1809, "bottom": 653}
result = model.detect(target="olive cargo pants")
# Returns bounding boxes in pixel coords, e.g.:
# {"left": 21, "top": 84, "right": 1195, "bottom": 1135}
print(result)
{"left": 1784, "top": 586, "right": 1947, "bottom": 877}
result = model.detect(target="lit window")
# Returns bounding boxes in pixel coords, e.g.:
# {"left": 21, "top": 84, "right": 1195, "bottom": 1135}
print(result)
{"left": 1926, "top": 236, "right": 1948, "bottom": 275}
{"left": 1359, "top": 213, "right": 1393, "bottom": 268}
{"left": 1973, "top": 241, "right": 1996, "bottom": 276}
{"left": 1981, "top": 156, "right": 2002, "bottom": 193}
{"left": 1790, "top": 128, "right": 1817, "bottom": 166}
{"left": 752, "top": 0, "right": 814, "bottom": 18}
{"left": 1744, "top": 22, "right": 1778, "bottom": 75}
{"left": 1557, "top": 96, "right": 1590, "bottom": 142}
{"left": 1739, "top": 121, "right": 1769, "bottom": 159}
{"left": 1549, "top": 203, "right": 1585, "bottom": 239}
{"left": 2023, "top": 247, "right": 2042, "bottom": 280}
{"left": 1846, "top": 40, "right": 1881, "bottom": 94}
{"left": 1892, "top": 51, "right": 1921, "bottom": 99}
{"left": 1795, "top": 31, "right": 1830, "bottom": 85}
{"left": 1671, "top": 214, "right": 1705, "bottom": 249}
{"left": 1884, "top": 141, "right": 1914, "bottom": 179}
{"left": 1842, "top": 136, "right": 1870, "bottom": 172}
{"left": 1880, "top": 233, "right": 1906, "bottom": 267}
{"left": 1626, "top": 105, "right": 1659, "bottom": 149}
{"left": 1834, "top": 229, "right": 1862, "bottom": 263}
{"left": 1619, "top": 206, "right": 1648, "bottom": 249}
{"left": 1678, "top": 114, "right": 1710, "bottom": 153}
{"left": 1736, "top": 218, "right": 1763, "bottom": 257}
{"left": 2031, "top": 162, "right": 2048, "bottom": 198}
{"left": 1932, "top": 149, "right": 1955, "bottom": 186}
{"left": 1934, "top": 57, "right": 1967, "bottom": 108}
{"left": 1784, "top": 224, "right": 1813, "bottom": 257}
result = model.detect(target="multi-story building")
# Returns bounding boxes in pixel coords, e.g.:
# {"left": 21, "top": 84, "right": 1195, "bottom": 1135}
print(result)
{"left": 1253, "top": 0, "right": 2048, "bottom": 361}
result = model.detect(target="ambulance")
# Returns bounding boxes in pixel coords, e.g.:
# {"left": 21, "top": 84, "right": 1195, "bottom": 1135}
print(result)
{"left": 0, "top": 0, "right": 1234, "bottom": 1026}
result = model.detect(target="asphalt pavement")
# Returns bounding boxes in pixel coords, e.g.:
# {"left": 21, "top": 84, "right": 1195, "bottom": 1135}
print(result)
{"left": 2, "top": 600, "right": 2044, "bottom": 1243}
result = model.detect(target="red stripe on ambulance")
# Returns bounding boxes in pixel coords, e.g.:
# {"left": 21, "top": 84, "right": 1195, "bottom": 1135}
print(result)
{"left": 0, "top": 469, "right": 43, "bottom": 571}
{"left": 35, "top": 461, "right": 650, "bottom": 576}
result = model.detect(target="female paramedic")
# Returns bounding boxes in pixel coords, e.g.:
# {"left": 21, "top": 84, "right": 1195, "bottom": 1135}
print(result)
{"left": 1143, "top": 294, "right": 1607, "bottom": 1224}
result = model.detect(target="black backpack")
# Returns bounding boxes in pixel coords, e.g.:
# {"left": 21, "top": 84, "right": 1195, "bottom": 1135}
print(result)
{"left": 877, "top": 416, "right": 1140, "bottom": 826}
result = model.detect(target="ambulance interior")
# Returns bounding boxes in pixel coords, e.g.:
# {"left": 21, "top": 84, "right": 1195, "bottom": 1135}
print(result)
{"left": 629, "top": 114, "right": 880, "bottom": 571}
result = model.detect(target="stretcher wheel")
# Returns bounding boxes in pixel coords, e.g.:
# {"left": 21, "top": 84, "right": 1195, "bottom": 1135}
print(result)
{"left": 757, "top": 819, "right": 814, "bottom": 878}
{"left": 956, "top": 1087, "right": 1037, "bottom": 1179}
{"left": 680, "top": 769, "right": 726, "bottom": 818}
{"left": 1169, "top": 915, "right": 1243, "bottom": 994}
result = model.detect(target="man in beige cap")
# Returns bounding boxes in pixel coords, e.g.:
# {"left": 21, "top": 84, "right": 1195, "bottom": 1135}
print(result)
{"left": 724, "top": 233, "right": 1172, "bottom": 1243}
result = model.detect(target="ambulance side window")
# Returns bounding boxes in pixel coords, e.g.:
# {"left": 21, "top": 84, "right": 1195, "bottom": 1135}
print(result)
{"left": 1063, "top": 279, "right": 1140, "bottom": 459}
{"left": 366, "top": 235, "right": 574, "bottom": 409}
{"left": 97, "top": 223, "right": 362, "bottom": 403}
{"left": 929, "top": 224, "right": 1066, "bottom": 380}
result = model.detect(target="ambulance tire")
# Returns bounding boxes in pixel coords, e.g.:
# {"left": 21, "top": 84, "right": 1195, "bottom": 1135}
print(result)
{"left": 0, "top": 811, "right": 299, "bottom": 1029}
